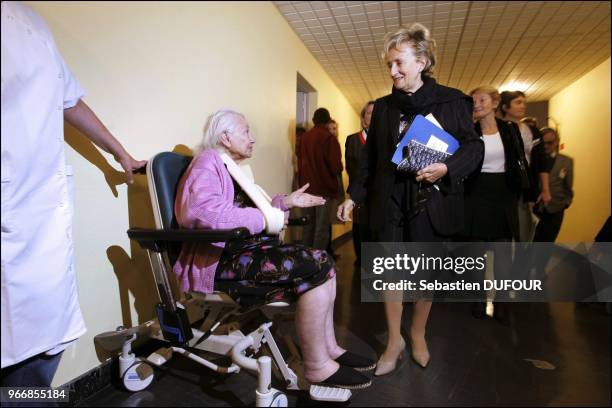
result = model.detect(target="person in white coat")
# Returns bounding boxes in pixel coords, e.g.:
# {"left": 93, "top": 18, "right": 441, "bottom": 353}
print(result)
{"left": 1, "top": 1, "right": 146, "bottom": 387}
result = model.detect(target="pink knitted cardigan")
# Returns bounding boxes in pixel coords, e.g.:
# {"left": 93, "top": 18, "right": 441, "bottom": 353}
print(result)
{"left": 173, "top": 149, "right": 288, "bottom": 293}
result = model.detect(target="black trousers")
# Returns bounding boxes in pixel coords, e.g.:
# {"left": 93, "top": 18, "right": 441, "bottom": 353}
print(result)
{"left": 534, "top": 210, "right": 565, "bottom": 242}
{"left": 532, "top": 210, "right": 565, "bottom": 280}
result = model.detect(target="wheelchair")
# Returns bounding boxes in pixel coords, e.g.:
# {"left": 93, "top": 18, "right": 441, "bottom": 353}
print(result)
{"left": 94, "top": 152, "right": 351, "bottom": 406}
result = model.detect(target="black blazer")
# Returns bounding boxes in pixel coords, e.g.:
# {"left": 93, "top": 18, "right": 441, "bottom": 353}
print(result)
{"left": 345, "top": 130, "right": 365, "bottom": 193}
{"left": 345, "top": 130, "right": 368, "bottom": 223}
{"left": 348, "top": 77, "right": 484, "bottom": 237}
{"left": 524, "top": 124, "right": 549, "bottom": 202}
{"left": 470, "top": 118, "right": 528, "bottom": 197}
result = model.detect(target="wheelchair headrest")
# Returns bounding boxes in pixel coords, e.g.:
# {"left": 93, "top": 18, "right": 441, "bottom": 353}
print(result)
{"left": 147, "top": 152, "right": 193, "bottom": 230}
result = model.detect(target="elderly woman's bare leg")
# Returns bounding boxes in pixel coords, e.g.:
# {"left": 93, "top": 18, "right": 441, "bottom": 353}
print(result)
{"left": 324, "top": 275, "right": 346, "bottom": 359}
{"left": 295, "top": 278, "right": 339, "bottom": 382}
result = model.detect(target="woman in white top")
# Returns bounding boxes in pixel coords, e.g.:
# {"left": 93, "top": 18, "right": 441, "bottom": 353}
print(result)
{"left": 465, "top": 86, "right": 530, "bottom": 321}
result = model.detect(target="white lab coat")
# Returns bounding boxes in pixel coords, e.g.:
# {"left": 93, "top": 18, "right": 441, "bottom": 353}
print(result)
{"left": 1, "top": 1, "right": 86, "bottom": 368}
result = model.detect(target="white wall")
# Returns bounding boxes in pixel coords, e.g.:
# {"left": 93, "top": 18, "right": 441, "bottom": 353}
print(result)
{"left": 25, "top": 1, "right": 360, "bottom": 386}
{"left": 548, "top": 58, "right": 611, "bottom": 242}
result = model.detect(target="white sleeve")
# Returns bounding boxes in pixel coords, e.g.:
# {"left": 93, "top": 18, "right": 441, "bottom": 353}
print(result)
{"left": 58, "top": 52, "right": 85, "bottom": 109}
{"left": 20, "top": 1, "right": 86, "bottom": 109}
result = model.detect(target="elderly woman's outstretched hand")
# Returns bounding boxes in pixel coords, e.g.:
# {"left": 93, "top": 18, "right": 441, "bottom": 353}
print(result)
{"left": 283, "top": 183, "right": 326, "bottom": 209}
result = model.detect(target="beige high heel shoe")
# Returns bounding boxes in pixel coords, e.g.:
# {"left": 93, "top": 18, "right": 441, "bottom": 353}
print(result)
{"left": 374, "top": 337, "right": 406, "bottom": 376}
{"left": 410, "top": 336, "right": 430, "bottom": 368}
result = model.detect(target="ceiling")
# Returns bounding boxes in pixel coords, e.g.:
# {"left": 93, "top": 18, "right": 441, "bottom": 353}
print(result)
{"left": 274, "top": 1, "right": 611, "bottom": 113}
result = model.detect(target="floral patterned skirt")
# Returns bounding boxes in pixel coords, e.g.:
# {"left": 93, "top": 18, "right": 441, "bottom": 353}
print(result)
{"left": 214, "top": 236, "right": 336, "bottom": 306}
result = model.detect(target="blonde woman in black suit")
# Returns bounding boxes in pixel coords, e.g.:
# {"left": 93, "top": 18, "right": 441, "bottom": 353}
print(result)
{"left": 337, "top": 23, "right": 483, "bottom": 375}
{"left": 466, "top": 86, "right": 530, "bottom": 322}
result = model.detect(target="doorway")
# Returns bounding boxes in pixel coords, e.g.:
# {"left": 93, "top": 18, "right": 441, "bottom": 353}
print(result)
{"left": 291, "top": 73, "right": 317, "bottom": 243}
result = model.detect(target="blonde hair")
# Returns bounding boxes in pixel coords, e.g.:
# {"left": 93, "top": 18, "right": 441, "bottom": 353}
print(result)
{"left": 469, "top": 85, "right": 501, "bottom": 103}
{"left": 382, "top": 23, "right": 437, "bottom": 76}
{"left": 197, "top": 109, "right": 245, "bottom": 153}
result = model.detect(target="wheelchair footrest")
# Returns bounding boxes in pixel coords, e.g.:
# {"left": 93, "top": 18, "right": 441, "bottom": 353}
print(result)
{"left": 146, "top": 347, "right": 173, "bottom": 366}
{"left": 309, "top": 385, "right": 351, "bottom": 402}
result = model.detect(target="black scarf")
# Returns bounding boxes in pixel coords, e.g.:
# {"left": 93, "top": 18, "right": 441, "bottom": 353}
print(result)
{"left": 389, "top": 75, "right": 438, "bottom": 116}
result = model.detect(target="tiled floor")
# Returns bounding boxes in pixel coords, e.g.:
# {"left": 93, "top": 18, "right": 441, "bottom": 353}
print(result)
{"left": 79, "top": 239, "right": 611, "bottom": 407}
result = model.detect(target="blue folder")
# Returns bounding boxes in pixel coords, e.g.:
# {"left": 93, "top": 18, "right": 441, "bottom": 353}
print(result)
{"left": 391, "top": 115, "right": 460, "bottom": 165}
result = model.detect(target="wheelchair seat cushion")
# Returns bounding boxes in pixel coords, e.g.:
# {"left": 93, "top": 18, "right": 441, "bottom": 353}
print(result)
{"left": 214, "top": 242, "right": 336, "bottom": 307}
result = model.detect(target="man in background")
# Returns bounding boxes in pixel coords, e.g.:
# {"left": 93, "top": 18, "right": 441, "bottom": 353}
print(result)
{"left": 533, "top": 127, "right": 574, "bottom": 242}
{"left": 344, "top": 101, "right": 374, "bottom": 266}
{"left": 532, "top": 127, "right": 573, "bottom": 282}
{"left": 298, "top": 108, "right": 343, "bottom": 250}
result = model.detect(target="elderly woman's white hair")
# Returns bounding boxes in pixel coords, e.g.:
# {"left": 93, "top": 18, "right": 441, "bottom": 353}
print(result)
{"left": 197, "top": 109, "right": 246, "bottom": 153}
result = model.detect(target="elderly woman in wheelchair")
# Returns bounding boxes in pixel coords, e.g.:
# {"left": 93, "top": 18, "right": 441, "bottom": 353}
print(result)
{"left": 172, "top": 109, "right": 374, "bottom": 390}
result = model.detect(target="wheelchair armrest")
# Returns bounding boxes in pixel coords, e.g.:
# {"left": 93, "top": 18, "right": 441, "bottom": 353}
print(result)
{"left": 127, "top": 227, "right": 251, "bottom": 252}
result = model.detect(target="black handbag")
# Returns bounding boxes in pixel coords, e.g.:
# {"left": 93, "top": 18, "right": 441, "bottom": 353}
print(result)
{"left": 507, "top": 121, "right": 530, "bottom": 190}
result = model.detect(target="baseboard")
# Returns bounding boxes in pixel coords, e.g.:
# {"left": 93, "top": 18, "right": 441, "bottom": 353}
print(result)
{"left": 59, "top": 358, "right": 113, "bottom": 406}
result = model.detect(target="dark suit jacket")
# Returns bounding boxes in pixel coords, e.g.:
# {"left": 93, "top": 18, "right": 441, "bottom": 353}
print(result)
{"left": 345, "top": 130, "right": 368, "bottom": 223}
{"left": 348, "top": 77, "right": 484, "bottom": 237}
{"left": 345, "top": 130, "right": 366, "bottom": 193}
{"left": 524, "top": 124, "right": 550, "bottom": 202}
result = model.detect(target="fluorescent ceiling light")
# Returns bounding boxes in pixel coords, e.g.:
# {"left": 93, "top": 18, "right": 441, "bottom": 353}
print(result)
{"left": 499, "top": 81, "right": 531, "bottom": 93}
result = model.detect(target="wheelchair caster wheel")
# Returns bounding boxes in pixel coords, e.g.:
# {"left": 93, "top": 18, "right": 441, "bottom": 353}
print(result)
{"left": 256, "top": 390, "right": 288, "bottom": 407}
{"left": 122, "top": 358, "right": 154, "bottom": 392}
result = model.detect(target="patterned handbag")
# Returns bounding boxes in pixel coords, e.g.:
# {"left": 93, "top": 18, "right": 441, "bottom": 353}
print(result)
{"left": 397, "top": 139, "right": 451, "bottom": 173}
